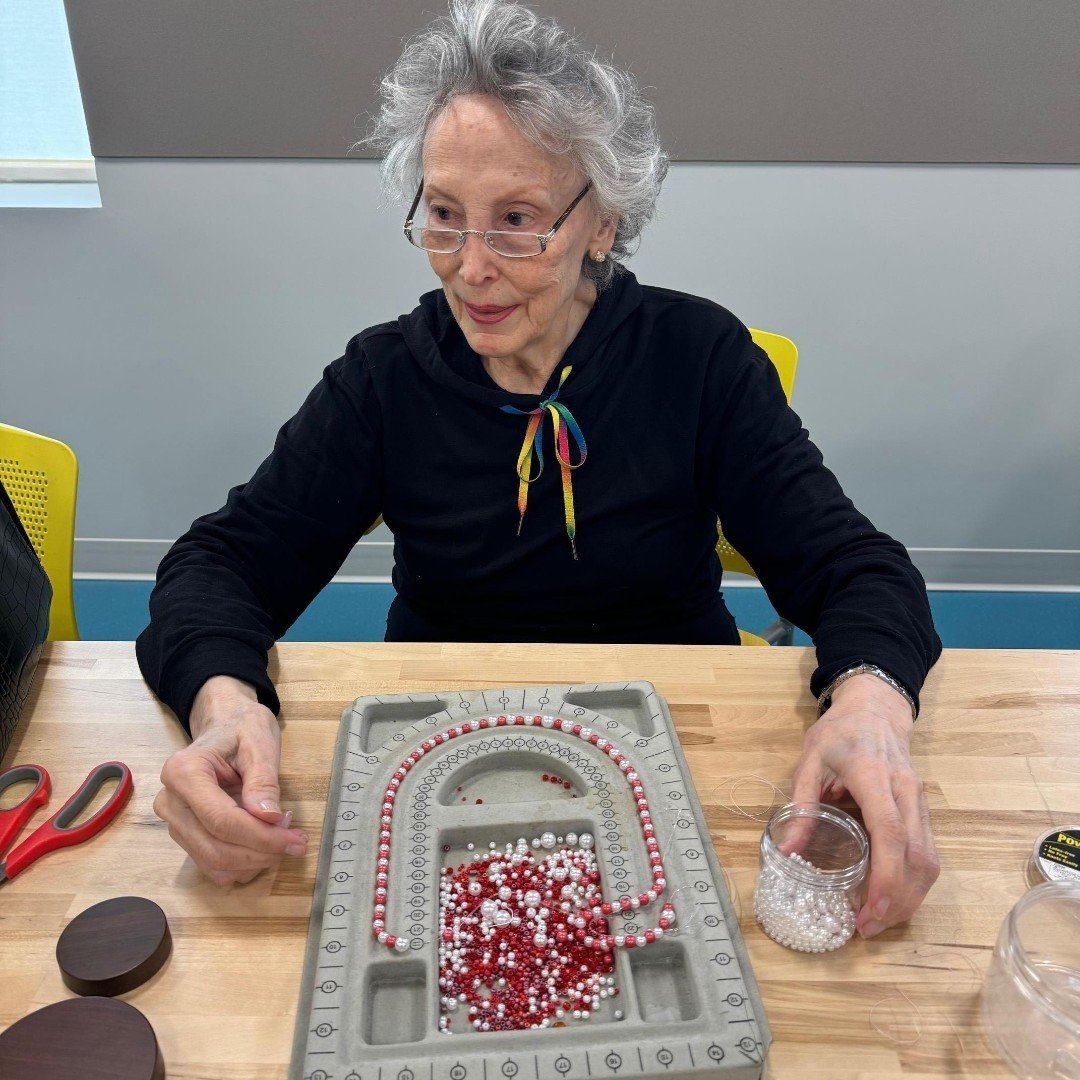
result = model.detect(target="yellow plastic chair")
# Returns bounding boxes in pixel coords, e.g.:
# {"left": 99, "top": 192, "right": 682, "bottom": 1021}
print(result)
{"left": 727, "top": 328, "right": 799, "bottom": 647}
{"left": 0, "top": 424, "right": 80, "bottom": 641}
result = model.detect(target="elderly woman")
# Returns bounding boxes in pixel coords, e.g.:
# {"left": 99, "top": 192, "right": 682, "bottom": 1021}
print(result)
{"left": 138, "top": 0, "right": 940, "bottom": 940}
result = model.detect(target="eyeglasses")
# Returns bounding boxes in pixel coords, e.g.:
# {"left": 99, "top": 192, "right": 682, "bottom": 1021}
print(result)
{"left": 403, "top": 179, "right": 592, "bottom": 258}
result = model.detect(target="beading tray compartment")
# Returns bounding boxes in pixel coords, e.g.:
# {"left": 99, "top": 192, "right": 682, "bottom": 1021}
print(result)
{"left": 290, "top": 683, "right": 770, "bottom": 1080}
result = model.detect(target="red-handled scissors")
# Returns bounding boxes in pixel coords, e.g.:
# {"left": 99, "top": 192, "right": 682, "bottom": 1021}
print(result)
{"left": 0, "top": 762, "right": 133, "bottom": 886}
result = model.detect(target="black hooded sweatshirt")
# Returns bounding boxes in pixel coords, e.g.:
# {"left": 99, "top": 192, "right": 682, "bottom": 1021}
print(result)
{"left": 136, "top": 270, "right": 941, "bottom": 733}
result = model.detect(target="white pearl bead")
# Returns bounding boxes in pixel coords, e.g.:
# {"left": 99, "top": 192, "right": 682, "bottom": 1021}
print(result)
{"left": 579, "top": 833, "right": 594, "bottom": 850}
{"left": 755, "top": 858, "right": 857, "bottom": 952}
{"left": 395, "top": 937, "right": 410, "bottom": 953}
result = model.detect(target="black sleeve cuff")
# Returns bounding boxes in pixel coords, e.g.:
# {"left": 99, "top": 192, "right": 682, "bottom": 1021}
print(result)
{"left": 150, "top": 637, "right": 281, "bottom": 737}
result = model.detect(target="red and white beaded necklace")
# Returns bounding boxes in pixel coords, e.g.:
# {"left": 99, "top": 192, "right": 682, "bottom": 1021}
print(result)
{"left": 372, "top": 713, "right": 675, "bottom": 953}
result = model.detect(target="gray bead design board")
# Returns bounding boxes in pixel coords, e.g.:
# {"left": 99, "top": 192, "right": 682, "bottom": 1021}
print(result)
{"left": 290, "top": 682, "right": 770, "bottom": 1080}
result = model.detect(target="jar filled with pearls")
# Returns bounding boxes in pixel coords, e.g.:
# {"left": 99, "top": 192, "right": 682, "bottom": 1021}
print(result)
{"left": 753, "top": 802, "right": 868, "bottom": 953}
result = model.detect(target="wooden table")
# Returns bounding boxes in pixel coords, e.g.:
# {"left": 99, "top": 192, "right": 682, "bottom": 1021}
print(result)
{"left": 1, "top": 642, "right": 1077, "bottom": 1078}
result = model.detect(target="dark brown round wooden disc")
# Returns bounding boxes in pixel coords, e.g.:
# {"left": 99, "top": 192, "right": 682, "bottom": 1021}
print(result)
{"left": 0, "top": 996, "right": 164, "bottom": 1079}
{"left": 56, "top": 896, "right": 172, "bottom": 996}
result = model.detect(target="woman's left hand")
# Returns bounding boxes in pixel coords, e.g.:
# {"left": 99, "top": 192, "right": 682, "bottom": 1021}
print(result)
{"left": 790, "top": 673, "right": 940, "bottom": 938}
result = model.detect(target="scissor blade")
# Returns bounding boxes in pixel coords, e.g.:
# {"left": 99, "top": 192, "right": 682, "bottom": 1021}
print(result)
{"left": 0, "top": 865, "right": 7, "bottom": 886}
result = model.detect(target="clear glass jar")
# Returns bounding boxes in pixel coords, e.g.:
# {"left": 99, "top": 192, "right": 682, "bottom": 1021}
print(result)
{"left": 981, "top": 881, "right": 1080, "bottom": 1078}
{"left": 754, "top": 802, "right": 868, "bottom": 952}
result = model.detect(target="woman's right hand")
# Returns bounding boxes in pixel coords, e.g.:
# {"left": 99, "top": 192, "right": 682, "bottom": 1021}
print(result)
{"left": 153, "top": 675, "right": 309, "bottom": 885}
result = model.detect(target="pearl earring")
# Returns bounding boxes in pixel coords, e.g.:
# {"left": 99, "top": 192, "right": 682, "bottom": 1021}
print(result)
{"left": 592, "top": 250, "right": 606, "bottom": 263}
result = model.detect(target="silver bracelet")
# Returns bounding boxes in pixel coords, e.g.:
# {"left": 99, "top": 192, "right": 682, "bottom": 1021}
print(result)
{"left": 816, "top": 663, "right": 918, "bottom": 721}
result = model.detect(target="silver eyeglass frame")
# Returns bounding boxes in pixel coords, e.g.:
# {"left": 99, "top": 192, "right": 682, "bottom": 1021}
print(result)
{"left": 403, "top": 178, "right": 593, "bottom": 257}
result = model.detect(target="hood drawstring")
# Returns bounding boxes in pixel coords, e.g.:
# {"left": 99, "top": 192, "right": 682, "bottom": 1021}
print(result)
{"left": 501, "top": 366, "right": 587, "bottom": 560}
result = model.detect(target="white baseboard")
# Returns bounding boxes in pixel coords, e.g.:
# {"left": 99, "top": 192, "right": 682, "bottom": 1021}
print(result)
{"left": 73, "top": 536, "right": 1080, "bottom": 590}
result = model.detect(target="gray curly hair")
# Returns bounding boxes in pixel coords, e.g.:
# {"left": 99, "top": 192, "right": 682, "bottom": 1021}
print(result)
{"left": 357, "top": 0, "right": 669, "bottom": 288}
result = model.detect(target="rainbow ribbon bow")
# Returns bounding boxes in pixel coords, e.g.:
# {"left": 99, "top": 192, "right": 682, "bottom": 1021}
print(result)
{"left": 501, "top": 366, "right": 588, "bottom": 559}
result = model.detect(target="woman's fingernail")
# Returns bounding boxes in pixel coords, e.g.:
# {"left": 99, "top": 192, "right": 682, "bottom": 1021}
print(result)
{"left": 859, "top": 920, "right": 885, "bottom": 939}
{"left": 281, "top": 809, "right": 293, "bottom": 830}
{"left": 259, "top": 800, "right": 282, "bottom": 815}
{"left": 873, "top": 897, "right": 891, "bottom": 921}
{"left": 286, "top": 842, "right": 307, "bottom": 857}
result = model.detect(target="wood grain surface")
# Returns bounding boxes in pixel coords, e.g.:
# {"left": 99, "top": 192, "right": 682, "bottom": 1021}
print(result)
{"left": 1, "top": 642, "right": 1077, "bottom": 1078}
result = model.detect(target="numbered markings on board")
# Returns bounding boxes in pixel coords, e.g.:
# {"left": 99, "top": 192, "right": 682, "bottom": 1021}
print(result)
{"left": 738, "top": 1037, "right": 762, "bottom": 1063}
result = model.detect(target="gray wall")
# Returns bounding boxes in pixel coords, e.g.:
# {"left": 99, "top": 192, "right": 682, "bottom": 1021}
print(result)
{"left": 2, "top": 157, "right": 1079, "bottom": 585}
{"left": 64, "top": 0, "right": 1080, "bottom": 163}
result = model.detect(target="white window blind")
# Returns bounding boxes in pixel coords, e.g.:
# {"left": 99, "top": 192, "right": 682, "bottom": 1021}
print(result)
{"left": 0, "top": 0, "right": 97, "bottom": 202}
